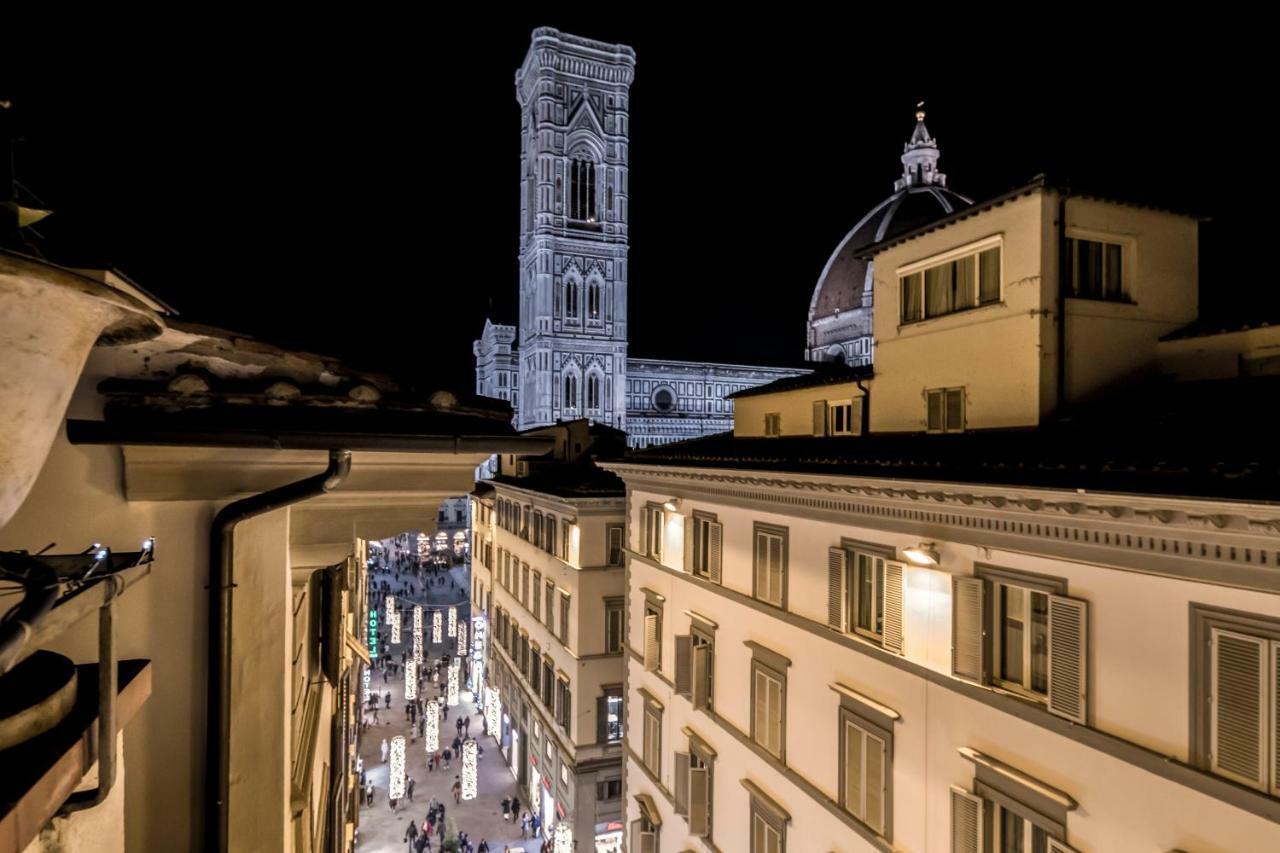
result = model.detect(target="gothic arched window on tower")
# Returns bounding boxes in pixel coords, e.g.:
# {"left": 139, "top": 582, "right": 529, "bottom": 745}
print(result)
{"left": 588, "top": 281, "right": 601, "bottom": 320}
{"left": 569, "top": 158, "right": 597, "bottom": 222}
{"left": 563, "top": 373, "right": 579, "bottom": 411}
{"left": 587, "top": 374, "right": 601, "bottom": 411}
{"left": 567, "top": 280, "right": 581, "bottom": 319}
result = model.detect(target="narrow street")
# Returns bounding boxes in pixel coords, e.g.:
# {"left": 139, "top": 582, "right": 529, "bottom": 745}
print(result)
{"left": 357, "top": 544, "right": 543, "bottom": 853}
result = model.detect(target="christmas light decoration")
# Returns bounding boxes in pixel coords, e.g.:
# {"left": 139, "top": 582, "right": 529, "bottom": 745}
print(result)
{"left": 553, "top": 821, "right": 573, "bottom": 853}
{"left": 424, "top": 699, "right": 439, "bottom": 752}
{"left": 461, "top": 738, "right": 478, "bottom": 800}
{"left": 413, "top": 605, "right": 424, "bottom": 663}
{"left": 389, "top": 736, "right": 406, "bottom": 799}
{"left": 448, "top": 605, "right": 457, "bottom": 638}
{"left": 385, "top": 594, "right": 394, "bottom": 623}
{"left": 485, "top": 688, "right": 501, "bottom": 735}
{"left": 432, "top": 609, "right": 442, "bottom": 644}
{"left": 447, "top": 657, "right": 459, "bottom": 706}
{"left": 390, "top": 607, "right": 401, "bottom": 645}
{"left": 405, "top": 658, "right": 417, "bottom": 700}
{"left": 458, "top": 620, "right": 467, "bottom": 655}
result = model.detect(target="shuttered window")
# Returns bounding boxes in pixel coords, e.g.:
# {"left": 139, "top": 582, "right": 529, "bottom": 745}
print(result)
{"left": 812, "top": 400, "right": 828, "bottom": 437}
{"left": 749, "top": 794, "right": 786, "bottom": 853}
{"left": 559, "top": 592, "right": 570, "bottom": 645}
{"left": 753, "top": 524, "right": 788, "bottom": 609}
{"left": 606, "top": 524, "right": 624, "bottom": 566}
{"left": 642, "top": 504, "right": 665, "bottom": 561}
{"left": 605, "top": 598, "right": 624, "bottom": 653}
{"left": 532, "top": 571, "right": 542, "bottom": 620}
{"left": 644, "top": 604, "right": 662, "bottom": 672}
{"left": 1208, "top": 627, "right": 1278, "bottom": 793}
{"left": 691, "top": 512, "right": 722, "bottom": 582}
{"left": 949, "top": 787, "right": 983, "bottom": 853}
{"left": 841, "top": 712, "right": 887, "bottom": 833}
{"left": 751, "top": 662, "right": 785, "bottom": 759}
{"left": 630, "top": 814, "right": 658, "bottom": 853}
{"left": 926, "top": 387, "right": 965, "bottom": 432}
{"left": 642, "top": 704, "right": 662, "bottom": 776}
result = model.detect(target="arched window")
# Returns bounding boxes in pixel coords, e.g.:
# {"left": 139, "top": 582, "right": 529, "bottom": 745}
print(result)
{"left": 569, "top": 158, "right": 597, "bottom": 221}
{"left": 563, "top": 373, "right": 578, "bottom": 410}
{"left": 588, "top": 281, "right": 601, "bottom": 320}
{"left": 587, "top": 373, "right": 601, "bottom": 410}
{"left": 565, "top": 279, "right": 580, "bottom": 319}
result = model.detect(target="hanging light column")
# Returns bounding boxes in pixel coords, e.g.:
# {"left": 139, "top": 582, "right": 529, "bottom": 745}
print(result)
{"left": 405, "top": 658, "right": 417, "bottom": 700}
{"left": 413, "top": 605, "right": 424, "bottom": 663}
{"left": 424, "top": 698, "right": 439, "bottom": 752}
{"left": 389, "top": 736, "right": 406, "bottom": 799}
{"left": 447, "top": 657, "right": 460, "bottom": 706}
{"left": 432, "top": 609, "right": 442, "bottom": 644}
{"left": 448, "top": 605, "right": 457, "bottom": 638}
{"left": 461, "top": 738, "right": 478, "bottom": 800}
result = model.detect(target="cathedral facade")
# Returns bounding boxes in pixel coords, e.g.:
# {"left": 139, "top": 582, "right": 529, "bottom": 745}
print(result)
{"left": 475, "top": 28, "right": 803, "bottom": 449}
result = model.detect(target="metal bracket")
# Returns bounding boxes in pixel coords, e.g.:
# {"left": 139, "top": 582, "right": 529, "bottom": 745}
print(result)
{"left": 60, "top": 574, "right": 123, "bottom": 813}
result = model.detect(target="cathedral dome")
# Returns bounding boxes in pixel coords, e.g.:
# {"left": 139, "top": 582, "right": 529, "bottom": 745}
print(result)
{"left": 807, "top": 108, "right": 972, "bottom": 362}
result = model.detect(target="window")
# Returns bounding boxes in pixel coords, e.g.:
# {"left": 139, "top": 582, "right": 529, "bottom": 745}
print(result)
{"left": 565, "top": 280, "right": 580, "bottom": 319}
{"left": 746, "top": 785, "right": 788, "bottom": 853}
{"left": 569, "top": 158, "right": 597, "bottom": 221}
{"left": 690, "top": 512, "right": 722, "bottom": 582}
{"left": 596, "top": 778, "right": 622, "bottom": 800}
{"left": 605, "top": 597, "right": 624, "bottom": 653}
{"left": 588, "top": 281, "right": 602, "bottom": 320}
{"left": 556, "top": 675, "right": 571, "bottom": 728}
{"left": 643, "top": 597, "right": 663, "bottom": 672}
{"left": 563, "top": 372, "right": 579, "bottom": 409}
{"left": 749, "top": 654, "right": 786, "bottom": 760}
{"left": 642, "top": 700, "right": 662, "bottom": 776}
{"left": 828, "top": 399, "right": 862, "bottom": 436}
{"left": 543, "top": 581, "right": 554, "bottom": 635}
{"left": 545, "top": 514, "right": 556, "bottom": 556}
{"left": 542, "top": 658, "right": 555, "bottom": 708}
{"left": 1190, "top": 605, "right": 1280, "bottom": 794}
{"left": 532, "top": 571, "right": 542, "bottom": 620}
{"left": 752, "top": 524, "right": 788, "bottom": 609}
{"left": 520, "top": 563, "right": 529, "bottom": 606}
{"left": 953, "top": 568, "right": 1088, "bottom": 724}
{"left": 530, "top": 643, "right": 541, "bottom": 693}
{"left": 652, "top": 387, "right": 676, "bottom": 413}
{"left": 641, "top": 504, "right": 665, "bottom": 561}
{"left": 676, "top": 624, "right": 715, "bottom": 711}
{"left": 764, "top": 412, "right": 781, "bottom": 436}
{"left": 587, "top": 373, "right": 601, "bottom": 410}
{"left": 559, "top": 592, "right": 570, "bottom": 644}
{"left": 631, "top": 810, "right": 659, "bottom": 853}
{"left": 1065, "top": 237, "right": 1126, "bottom": 302}
{"left": 838, "top": 698, "right": 893, "bottom": 837}
{"left": 533, "top": 513, "right": 543, "bottom": 549}
{"left": 900, "top": 243, "right": 1002, "bottom": 323}
{"left": 951, "top": 748, "right": 1077, "bottom": 853}
{"left": 598, "top": 686, "right": 623, "bottom": 743}
{"left": 606, "top": 524, "right": 624, "bottom": 566}
{"left": 926, "top": 387, "right": 965, "bottom": 433}
{"left": 675, "top": 736, "right": 714, "bottom": 838}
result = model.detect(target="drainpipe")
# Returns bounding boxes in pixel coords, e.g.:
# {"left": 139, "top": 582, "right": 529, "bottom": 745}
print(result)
{"left": 1056, "top": 189, "right": 1071, "bottom": 416}
{"left": 61, "top": 573, "right": 124, "bottom": 812}
{"left": 204, "top": 449, "right": 351, "bottom": 853}
{"left": 855, "top": 378, "right": 871, "bottom": 436}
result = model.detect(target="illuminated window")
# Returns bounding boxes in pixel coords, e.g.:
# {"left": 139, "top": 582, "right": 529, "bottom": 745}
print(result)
{"left": 569, "top": 158, "right": 597, "bottom": 221}
{"left": 900, "top": 244, "right": 1002, "bottom": 323}
{"left": 1066, "top": 237, "right": 1127, "bottom": 301}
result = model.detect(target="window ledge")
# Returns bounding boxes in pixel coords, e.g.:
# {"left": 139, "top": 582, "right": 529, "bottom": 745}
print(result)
{"left": 1064, "top": 294, "right": 1137, "bottom": 306}
{"left": 898, "top": 300, "right": 1005, "bottom": 329}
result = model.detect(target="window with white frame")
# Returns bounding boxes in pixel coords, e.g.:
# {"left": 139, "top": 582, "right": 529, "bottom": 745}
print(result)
{"left": 900, "top": 241, "right": 1001, "bottom": 323}
{"left": 675, "top": 736, "right": 714, "bottom": 838}
{"left": 642, "top": 701, "right": 662, "bottom": 776}
{"left": 926, "top": 387, "right": 965, "bottom": 433}
{"left": 839, "top": 706, "right": 891, "bottom": 836}
{"left": 750, "top": 656, "right": 786, "bottom": 760}
{"left": 753, "top": 523, "right": 788, "bottom": 609}
{"left": 1065, "top": 236, "right": 1127, "bottom": 302}
{"left": 747, "top": 787, "right": 788, "bottom": 853}
{"left": 950, "top": 749, "right": 1079, "bottom": 853}
{"left": 598, "top": 686, "right": 623, "bottom": 743}
{"left": 606, "top": 524, "right": 624, "bottom": 566}
{"left": 605, "top": 597, "right": 624, "bottom": 654}
{"left": 643, "top": 595, "right": 663, "bottom": 672}
{"left": 952, "top": 567, "right": 1089, "bottom": 724}
{"left": 828, "top": 399, "right": 862, "bottom": 436}
{"left": 1190, "top": 605, "right": 1280, "bottom": 795}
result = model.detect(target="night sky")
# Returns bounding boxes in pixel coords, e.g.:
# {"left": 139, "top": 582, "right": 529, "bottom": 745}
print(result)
{"left": 6, "top": 18, "right": 1267, "bottom": 393}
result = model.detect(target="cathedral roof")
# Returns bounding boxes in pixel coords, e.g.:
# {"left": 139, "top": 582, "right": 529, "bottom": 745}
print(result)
{"left": 809, "top": 109, "right": 972, "bottom": 323}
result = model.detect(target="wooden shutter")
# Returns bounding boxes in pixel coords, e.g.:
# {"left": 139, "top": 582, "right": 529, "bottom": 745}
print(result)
{"left": 845, "top": 720, "right": 863, "bottom": 819}
{"left": 639, "top": 508, "right": 649, "bottom": 557}
{"left": 689, "top": 764, "right": 709, "bottom": 836}
{"left": 883, "top": 561, "right": 905, "bottom": 655}
{"left": 631, "top": 820, "right": 655, "bottom": 853}
{"left": 684, "top": 515, "right": 694, "bottom": 575}
{"left": 812, "top": 400, "right": 827, "bottom": 436}
{"left": 1046, "top": 839, "right": 1079, "bottom": 853}
{"left": 827, "top": 547, "right": 847, "bottom": 630}
{"left": 865, "top": 730, "right": 886, "bottom": 834}
{"left": 674, "top": 635, "right": 692, "bottom": 697}
{"left": 644, "top": 614, "right": 659, "bottom": 672}
{"left": 1210, "top": 627, "right": 1267, "bottom": 789}
{"left": 946, "top": 388, "right": 965, "bottom": 431}
{"left": 693, "top": 644, "right": 710, "bottom": 709}
{"left": 1047, "top": 595, "right": 1088, "bottom": 723}
{"left": 560, "top": 593, "right": 570, "bottom": 644}
{"left": 1273, "top": 643, "right": 1280, "bottom": 797}
{"left": 949, "top": 786, "right": 983, "bottom": 853}
{"left": 596, "top": 696, "right": 608, "bottom": 744}
{"left": 952, "top": 576, "right": 985, "bottom": 683}
{"left": 927, "top": 390, "right": 944, "bottom": 432}
{"left": 709, "top": 522, "right": 723, "bottom": 584}
{"left": 674, "top": 751, "right": 690, "bottom": 815}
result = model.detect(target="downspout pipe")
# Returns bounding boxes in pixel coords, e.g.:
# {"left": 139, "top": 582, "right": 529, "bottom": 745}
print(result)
{"left": 855, "top": 378, "right": 871, "bottom": 436}
{"left": 1057, "top": 189, "right": 1071, "bottom": 417}
{"left": 203, "top": 448, "right": 351, "bottom": 853}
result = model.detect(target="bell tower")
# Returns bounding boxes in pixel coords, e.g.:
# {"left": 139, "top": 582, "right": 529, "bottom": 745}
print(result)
{"left": 515, "top": 28, "right": 634, "bottom": 431}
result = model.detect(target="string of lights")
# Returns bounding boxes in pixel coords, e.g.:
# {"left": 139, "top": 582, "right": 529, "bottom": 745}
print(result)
{"left": 461, "top": 738, "right": 478, "bottom": 800}
{"left": 389, "top": 736, "right": 406, "bottom": 800}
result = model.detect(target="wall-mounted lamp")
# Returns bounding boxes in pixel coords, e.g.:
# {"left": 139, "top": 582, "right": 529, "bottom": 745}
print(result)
{"left": 662, "top": 498, "right": 681, "bottom": 512}
{"left": 902, "top": 542, "right": 940, "bottom": 566}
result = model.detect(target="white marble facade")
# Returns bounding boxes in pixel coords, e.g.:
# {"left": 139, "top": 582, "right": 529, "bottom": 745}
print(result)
{"left": 475, "top": 28, "right": 804, "bottom": 449}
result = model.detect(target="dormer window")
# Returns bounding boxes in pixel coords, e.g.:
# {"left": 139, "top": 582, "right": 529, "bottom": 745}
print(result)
{"left": 1065, "top": 237, "right": 1128, "bottom": 302}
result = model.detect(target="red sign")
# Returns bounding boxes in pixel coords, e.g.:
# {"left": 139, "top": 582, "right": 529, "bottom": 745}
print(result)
{"left": 542, "top": 774, "right": 552, "bottom": 791}
{"left": 556, "top": 802, "right": 567, "bottom": 818}
{"left": 529, "top": 754, "right": 538, "bottom": 767}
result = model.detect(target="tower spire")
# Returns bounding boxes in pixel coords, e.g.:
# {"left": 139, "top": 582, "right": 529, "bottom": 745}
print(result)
{"left": 894, "top": 102, "right": 948, "bottom": 191}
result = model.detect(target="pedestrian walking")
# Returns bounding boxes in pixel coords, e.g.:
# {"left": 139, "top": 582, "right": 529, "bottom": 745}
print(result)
{"left": 380, "top": 738, "right": 389, "bottom": 763}
{"left": 464, "top": 716, "right": 471, "bottom": 736}
{"left": 510, "top": 796, "right": 520, "bottom": 822}
{"left": 477, "top": 840, "right": 489, "bottom": 853}
{"left": 443, "top": 747, "right": 451, "bottom": 770}
{"left": 452, "top": 775, "right": 461, "bottom": 804}
{"left": 519, "top": 810, "right": 529, "bottom": 838}
{"left": 407, "top": 776, "right": 416, "bottom": 801}
{"left": 531, "top": 813, "right": 540, "bottom": 837}
{"left": 404, "top": 820, "right": 419, "bottom": 846}
{"left": 385, "top": 691, "right": 392, "bottom": 709}
{"left": 365, "top": 780, "right": 374, "bottom": 807}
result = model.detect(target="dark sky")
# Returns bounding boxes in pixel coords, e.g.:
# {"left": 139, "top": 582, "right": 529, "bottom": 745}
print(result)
{"left": 7, "top": 17, "right": 1268, "bottom": 392}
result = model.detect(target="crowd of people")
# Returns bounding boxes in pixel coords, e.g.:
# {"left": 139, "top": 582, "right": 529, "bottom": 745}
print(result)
{"left": 356, "top": 532, "right": 531, "bottom": 851}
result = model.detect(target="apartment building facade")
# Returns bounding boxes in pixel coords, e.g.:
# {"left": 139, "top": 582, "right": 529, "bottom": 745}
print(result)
{"left": 472, "top": 463, "right": 630, "bottom": 850}
{"left": 603, "top": 179, "right": 1280, "bottom": 852}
